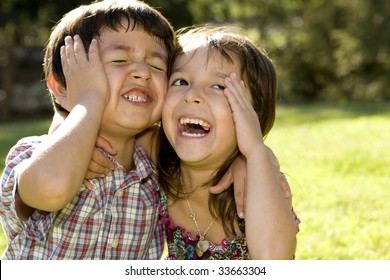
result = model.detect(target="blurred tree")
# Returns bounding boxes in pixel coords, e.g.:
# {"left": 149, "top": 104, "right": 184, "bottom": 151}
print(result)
{"left": 1, "top": 0, "right": 389, "bottom": 121}
{"left": 185, "top": 0, "right": 390, "bottom": 102}
{"left": 273, "top": 0, "right": 390, "bottom": 101}
{"left": 0, "top": 0, "right": 91, "bottom": 121}
{"left": 147, "top": 0, "right": 194, "bottom": 29}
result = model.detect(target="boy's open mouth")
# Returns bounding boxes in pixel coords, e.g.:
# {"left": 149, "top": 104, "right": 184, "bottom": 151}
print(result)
{"left": 122, "top": 92, "right": 148, "bottom": 103}
{"left": 122, "top": 87, "right": 151, "bottom": 103}
{"left": 178, "top": 117, "right": 211, "bottom": 137}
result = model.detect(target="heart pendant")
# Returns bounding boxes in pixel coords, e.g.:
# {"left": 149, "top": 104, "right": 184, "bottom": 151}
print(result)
{"left": 195, "top": 240, "right": 210, "bottom": 257}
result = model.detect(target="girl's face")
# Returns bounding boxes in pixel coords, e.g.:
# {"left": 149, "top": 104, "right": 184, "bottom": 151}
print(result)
{"left": 162, "top": 46, "right": 242, "bottom": 169}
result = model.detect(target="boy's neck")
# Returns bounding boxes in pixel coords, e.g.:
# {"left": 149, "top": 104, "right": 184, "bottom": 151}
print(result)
{"left": 104, "top": 135, "right": 137, "bottom": 172}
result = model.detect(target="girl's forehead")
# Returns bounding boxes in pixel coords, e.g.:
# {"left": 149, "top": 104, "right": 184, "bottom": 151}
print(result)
{"left": 176, "top": 46, "right": 239, "bottom": 69}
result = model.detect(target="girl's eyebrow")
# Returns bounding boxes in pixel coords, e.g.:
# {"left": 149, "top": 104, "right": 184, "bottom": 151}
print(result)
{"left": 214, "top": 72, "right": 230, "bottom": 79}
{"left": 170, "top": 66, "right": 186, "bottom": 75}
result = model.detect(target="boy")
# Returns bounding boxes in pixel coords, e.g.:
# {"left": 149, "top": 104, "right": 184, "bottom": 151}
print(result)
{"left": 0, "top": 0, "right": 175, "bottom": 259}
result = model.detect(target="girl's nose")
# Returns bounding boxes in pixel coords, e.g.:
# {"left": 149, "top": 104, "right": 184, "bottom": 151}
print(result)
{"left": 184, "top": 85, "right": 202, "bottom": 104}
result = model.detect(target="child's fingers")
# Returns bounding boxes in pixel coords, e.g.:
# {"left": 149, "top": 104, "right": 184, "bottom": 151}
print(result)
{"left": 87, "top": 38, "right": 100, "bottom": 62}
{"left": 227, "top": 73, "right": 252, "bottom": 108}
{"left": 209, "top": 170, "right": 232, "bottom": 194}
{"left": 85, "top": 170, "right": 105, "bottom": 180}
{"left": 87, "top": 159, "right": 113, "bottom": 177}
{"left": 224, "top": 76, "right": 243, "bottom": 107}
{"left": 64, "top": 36, "right": 77, "bottom": 65}
{"left": 90, "top": 148, "right": 114, "bottom": 170}
{"left": 279, "top": 173, "right": 292, "bottom": 199}
{"left": 63, "top": 35, "right": 88, "bottom": 65}
{"left": 224, "top": 74, "right": 249, "bottom": 110}
{"left": 83, "top": 180, "right": 94, "bottom": 191}
{"left": 60, "top": 45, "right": 68, "bottom": 73}
{"left": 72, "top": 35, "right": 88, "bottom": 63}
{"left": 96, "top": 136, "right": 117, "bottom": 156}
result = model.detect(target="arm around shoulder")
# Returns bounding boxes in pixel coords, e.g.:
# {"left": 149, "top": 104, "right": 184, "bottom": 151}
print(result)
{"left": 17, "top": 104, "right": 104, "bottom": 212}
{"left": 244, "top": 144, "right": 298, "bottom": 259}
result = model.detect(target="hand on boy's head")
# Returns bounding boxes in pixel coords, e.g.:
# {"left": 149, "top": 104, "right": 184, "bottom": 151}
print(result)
{"left": 57, "top": 35, "right": 109, "bottom": 112}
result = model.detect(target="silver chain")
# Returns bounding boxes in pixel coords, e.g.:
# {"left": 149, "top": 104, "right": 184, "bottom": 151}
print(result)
{"left": 185, "top": 197, "right": 215, "bottom": 240}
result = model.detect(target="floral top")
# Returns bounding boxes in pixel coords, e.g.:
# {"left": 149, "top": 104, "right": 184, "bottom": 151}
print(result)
{"left": 160, "top": 193, "right": 300, "bottom": 260}
{"left": 161, "top": 209, "right": 249, "bottom": 260}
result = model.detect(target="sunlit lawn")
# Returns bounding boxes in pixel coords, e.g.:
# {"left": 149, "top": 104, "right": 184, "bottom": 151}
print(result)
{"left": 0, "top": 117, "right": 51, "bottom": 255}
{"left": 0, "top": 102, "right": 389, "bottom": 259}
{"left": 264, "top": 102, "right": 390, "bottom": 259}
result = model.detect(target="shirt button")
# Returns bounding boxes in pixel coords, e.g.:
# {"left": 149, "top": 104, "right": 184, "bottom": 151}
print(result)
{"left": 111, "top": 239, "right": 119, "bottom": 248}
{"left": 116, "top": 190, "right": 123, "bottom": 197}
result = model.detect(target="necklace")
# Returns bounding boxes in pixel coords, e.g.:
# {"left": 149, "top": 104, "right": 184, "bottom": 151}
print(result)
{"left": 185, "top": 197, "right": 215, "bottom": 257}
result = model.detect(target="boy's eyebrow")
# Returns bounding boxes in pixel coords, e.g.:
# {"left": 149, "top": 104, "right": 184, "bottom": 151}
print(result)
{"left": 102, "top": 44, "right": 167, "bottom": 60}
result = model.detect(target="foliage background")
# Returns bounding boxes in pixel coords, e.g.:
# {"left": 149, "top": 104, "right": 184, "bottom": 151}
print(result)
{"left": 1, "top": 0, "right": 389, "bottom": 121}
{"left": 0, "top": 0, "right": 389, "bottom": 259}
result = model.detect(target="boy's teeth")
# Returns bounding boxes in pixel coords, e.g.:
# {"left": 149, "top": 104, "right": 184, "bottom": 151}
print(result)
{"left": 124, "top": 95, "right": 147, "bottom": 102}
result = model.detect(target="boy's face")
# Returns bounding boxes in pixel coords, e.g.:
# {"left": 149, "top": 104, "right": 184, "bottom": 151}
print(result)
{"left": 98, "top": 20, "right": 168, "bottom": 137}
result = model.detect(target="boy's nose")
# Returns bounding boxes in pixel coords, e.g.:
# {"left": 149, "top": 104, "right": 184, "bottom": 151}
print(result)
{"left": 130, "top": 62, "right": 151, "bottom": 81}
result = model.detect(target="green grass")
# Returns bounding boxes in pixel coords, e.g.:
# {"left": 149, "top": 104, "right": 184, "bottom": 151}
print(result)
{"left": 264, "top": 102, "right": 390, "bottom": 259}
{"left": 0, "top": 117, "right": 51, "bottom": 255}
{"left": 0, "top": 102, "right": 389, "bottom": 259}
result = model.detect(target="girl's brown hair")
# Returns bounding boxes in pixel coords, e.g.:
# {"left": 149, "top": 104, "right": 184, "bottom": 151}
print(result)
{"left": 158, "top": 26, "right": 277, "bottom": 236}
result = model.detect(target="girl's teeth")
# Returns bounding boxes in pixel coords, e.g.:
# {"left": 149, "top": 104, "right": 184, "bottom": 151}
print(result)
{"left": 182, "top": 131, "right": 205, "bottom": 137}
{"left": 179, "top": 118, "right": 211, "bottom": 130}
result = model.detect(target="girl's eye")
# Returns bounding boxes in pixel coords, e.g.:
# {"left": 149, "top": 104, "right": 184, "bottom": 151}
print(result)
{"left": 172, "top": 79, "right": 188, "bottom": 86}
{"left": 212, "top": 84, "right": 226, "bottom": 90}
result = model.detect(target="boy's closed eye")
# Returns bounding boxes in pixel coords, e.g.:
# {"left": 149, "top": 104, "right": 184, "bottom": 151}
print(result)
{"left": 147, "top": 59, "right": 167, "bottom": 72}
{"left": 111, "top": 59, "right": 127, "bottom": 64}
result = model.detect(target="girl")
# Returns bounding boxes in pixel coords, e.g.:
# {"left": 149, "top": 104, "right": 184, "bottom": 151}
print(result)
{"left": 158, "top": 26, "right": 300, "bottom": 260}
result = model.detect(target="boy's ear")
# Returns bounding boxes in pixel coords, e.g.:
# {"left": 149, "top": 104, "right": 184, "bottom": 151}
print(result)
{"left": 47, "top": 73, "right": 66, "bottom": 99}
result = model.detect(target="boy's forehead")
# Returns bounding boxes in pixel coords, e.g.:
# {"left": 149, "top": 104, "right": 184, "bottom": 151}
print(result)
{"left": 98, "top": 25, "right": 168, "bottom": 58}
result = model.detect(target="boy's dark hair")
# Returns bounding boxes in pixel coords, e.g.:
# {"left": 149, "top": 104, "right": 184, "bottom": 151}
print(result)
{"left": 158, "top": 26, "right": 277, "bottom": 236}
{"left": 43, "top": 0, "right": 175, "bottom": 112}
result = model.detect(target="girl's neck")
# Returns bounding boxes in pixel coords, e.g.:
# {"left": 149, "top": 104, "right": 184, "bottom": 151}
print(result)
{"left": 179, "top": 164, "right": 214, "bottom": 197}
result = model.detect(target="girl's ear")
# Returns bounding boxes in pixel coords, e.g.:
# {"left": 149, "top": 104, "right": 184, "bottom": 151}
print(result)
{"left": 47, "top": 73, "right": 66, "bottom": 99}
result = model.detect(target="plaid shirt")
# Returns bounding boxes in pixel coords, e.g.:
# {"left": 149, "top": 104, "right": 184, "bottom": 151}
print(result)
{"left": 0, "top": 135, "right": 165, "bottom": 259}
